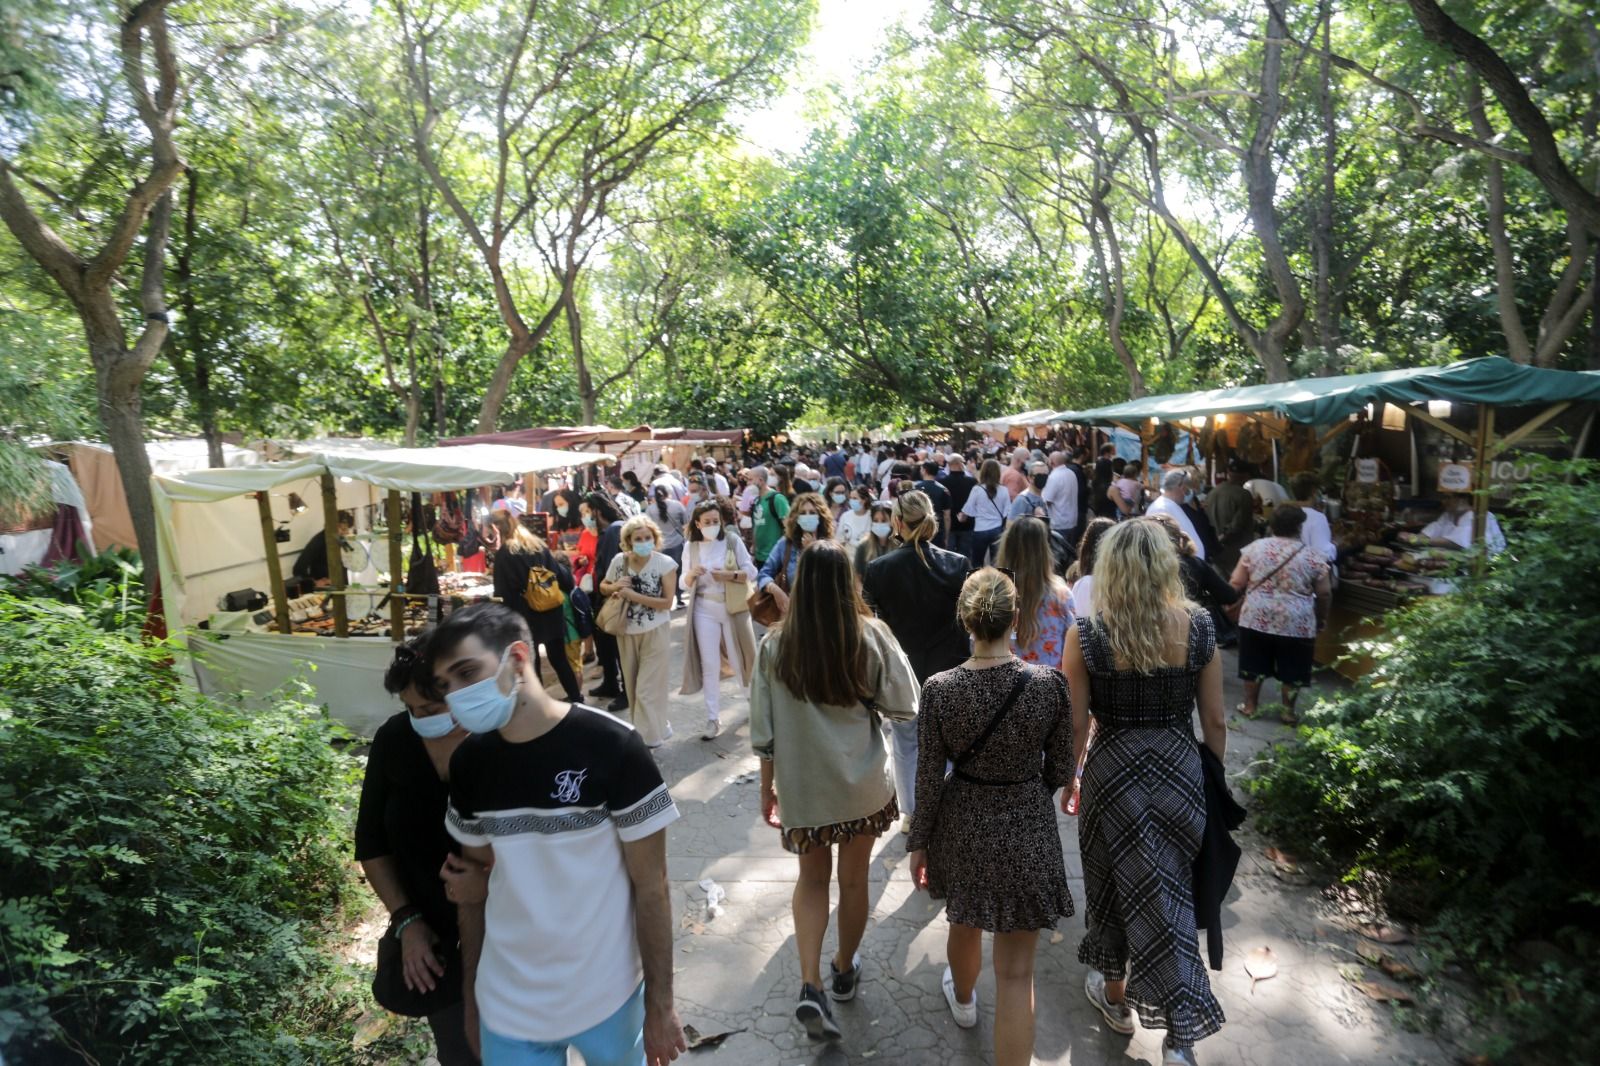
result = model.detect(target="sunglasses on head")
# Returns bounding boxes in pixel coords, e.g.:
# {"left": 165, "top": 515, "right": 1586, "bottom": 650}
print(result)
{"left": 994, "top": 566, "right": 1016, "bottom": 582}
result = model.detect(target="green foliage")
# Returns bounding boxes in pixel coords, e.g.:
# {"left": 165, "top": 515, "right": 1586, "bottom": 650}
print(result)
{"left": 1248, "top": 460, "right": 1600, "bottom": 1060}
{"left": 0, "top": 597, "right": 365, "bottom": 1063}
{"left": 2, "top": 544, "right": 144, "bottom": 632}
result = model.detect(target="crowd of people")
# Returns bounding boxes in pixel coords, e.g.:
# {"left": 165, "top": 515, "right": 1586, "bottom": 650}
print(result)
{"left": 354, "top": 433, "right": 1348, "bottom": 1066}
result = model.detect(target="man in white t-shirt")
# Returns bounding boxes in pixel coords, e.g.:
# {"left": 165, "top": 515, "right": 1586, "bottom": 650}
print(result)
{"left": 1421, "top": 493, "right": 1506, "bottom": 555}
{"left": 1041, "top": 451, "right": 1079, "bottom": 539}
{"left": 1146, "top": 468, "right": 1207, "bottom": 560}
{"left": 430, "top": 603, "right": 686, "bottom": 1066}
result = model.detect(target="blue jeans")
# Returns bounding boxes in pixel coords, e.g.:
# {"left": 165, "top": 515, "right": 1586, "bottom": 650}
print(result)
{"left": 480, "top": 981, "right": 645, "bottom": 1066}
{"left": 889, "top": 718, "right": 919, "bottom": 816}
{"left": 968, "top": 526, "right": 1002, "bottom": 568}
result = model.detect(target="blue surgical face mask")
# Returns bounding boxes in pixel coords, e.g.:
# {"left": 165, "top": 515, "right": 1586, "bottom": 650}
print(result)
{"left": 797, "top": 514, "right": 820, "bottom": 533}
{"left": 409, "top": 709, "right": 457, "bottom": 739}
{"left": 633, "top": 540, "right": 655, "bottom": 557}
{"left": 848, "top": 498, "right": 865, "bottom": 513}
{"left": 445, "top": 649, "right": 518, "bottom": 734}
{"left": 581, "top": 514, "right": 596, "bottom": 530}
{"left": 556, "top": 502, "right": 569, "bottom": 517}
{"left": 871, "top": 522, "right": 893, "bottom": 540}
{"left": 831, "top": 492, "right": 847, "bottom": 504}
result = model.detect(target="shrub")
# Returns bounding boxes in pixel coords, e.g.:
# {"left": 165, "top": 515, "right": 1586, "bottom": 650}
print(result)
{"left": 1247, "top": 459, "right": 1600, "bottom": 1061}
{"left": 2, "top": 544, "right": 145, "bottom": 632}
{"left": 0, "top": 596, "right": 364, "bottom": 1063}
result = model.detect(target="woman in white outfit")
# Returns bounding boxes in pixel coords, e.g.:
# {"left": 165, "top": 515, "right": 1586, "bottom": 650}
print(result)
{"left": 681, "top": 499, "right": 759, "bottom": 739}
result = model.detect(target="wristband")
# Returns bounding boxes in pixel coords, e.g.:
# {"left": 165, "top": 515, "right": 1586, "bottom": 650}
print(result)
{"left": 391, "top": 912, "right": 424, "bottom": 940}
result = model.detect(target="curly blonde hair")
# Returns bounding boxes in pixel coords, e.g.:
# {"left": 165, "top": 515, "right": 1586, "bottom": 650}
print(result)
{"left": 618, "top": 513, "right": 663, "bottom": 551}
{"left": 1090, "top": 519, "right": 1195, "bottom": 673}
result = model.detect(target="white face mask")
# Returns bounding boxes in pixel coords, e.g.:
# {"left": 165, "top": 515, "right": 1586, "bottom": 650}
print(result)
{"left": 444, "top": 649, "right": 518, "bottom": 734}
{"left": 871, "top": 522, "right": 893, "bottom": 540}
{"left": 409, "top": 709, "right": 457, "bottom": 739}
{"left": 700, "top": 522, "right": 721, "bottom": 537}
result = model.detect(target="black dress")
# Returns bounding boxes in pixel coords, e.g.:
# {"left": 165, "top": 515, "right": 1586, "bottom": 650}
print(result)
{"left": 1076, "top": 609, "right": 1225, "bottom": 1046}
{"left": 354, "top": 712, "right": 459, "bottom": 959}
{"left": 907, "top": 661, "right": 1076, "bottom": 932}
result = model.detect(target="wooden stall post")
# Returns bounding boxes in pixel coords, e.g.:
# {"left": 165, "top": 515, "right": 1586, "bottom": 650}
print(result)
{"left": 385, "top": 489, "right": 405, "bottom": 640}
{"left": 1471, "top": 404, "right": 1495, "bottom": 549}
{"left": 320, "top": 472, "right": 349, "bottom": 637}
{"left": 254, "top": 491, "right": 291, "bottom": 633}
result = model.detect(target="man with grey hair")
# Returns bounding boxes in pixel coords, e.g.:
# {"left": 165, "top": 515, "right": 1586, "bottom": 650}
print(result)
{"left": 749, "top": 465, "right": 790, "bottom": 564}
{"left": 1145, "top": 468, "right": 1207, "bottom": 560}
{"left": 1041, "top": 449, "right": 1080, "bottom": 543}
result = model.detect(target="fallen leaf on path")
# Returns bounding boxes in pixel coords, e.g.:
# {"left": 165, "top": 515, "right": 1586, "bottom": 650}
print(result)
{"left": 351, "top": 1010, "right": 392, "bottom": 1048}
{"left": 682, "top": 1024, "right": 746, "bottom": 1051}
{"left": 1359, "top": 922, "right": 1412, "bottom": 945}
{"left": 1244, "top": 946, "right": 1278, "bottom": 993}
{"left": 1050, "top": 931, "right": 1065, "bottom": 945}
{"left": 1263, "top": 846, "right": 1298, "bottom": 869}
{"left": 1341, "top": 966, "right": 1416, "bottom": 1004}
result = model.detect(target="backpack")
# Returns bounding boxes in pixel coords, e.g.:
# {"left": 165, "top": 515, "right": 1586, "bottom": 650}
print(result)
{"left": 568, "top": 587, "right": 595, "bottom": 638}
{"left": 523, "top": 559, "right": 564, "bottom": 613}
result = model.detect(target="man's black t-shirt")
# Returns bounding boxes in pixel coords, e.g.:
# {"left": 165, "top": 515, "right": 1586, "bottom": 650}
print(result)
{"left": 944, "top": 471, "right": 977, "bottom": 528}
{"left": 915, "top": 478, "right": 953, "bottom": 541}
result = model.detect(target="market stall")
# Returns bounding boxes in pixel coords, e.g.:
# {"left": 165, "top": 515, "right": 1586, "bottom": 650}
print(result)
{"left": 1054, "top": 356, "right": 1600, "bottom": 677}
{"left": 151, "top": 443, "right": 606, "bottom": 733}
{"left": 442, "top": 424, "right": 746, "bottom": 479}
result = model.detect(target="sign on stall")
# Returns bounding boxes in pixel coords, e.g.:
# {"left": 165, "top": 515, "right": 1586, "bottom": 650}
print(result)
{"left": 1437, "top": 463, "right": 1473, "bottom": 492}
{"left": 1354, "top": 458, "right": 1380, "bottom": 483}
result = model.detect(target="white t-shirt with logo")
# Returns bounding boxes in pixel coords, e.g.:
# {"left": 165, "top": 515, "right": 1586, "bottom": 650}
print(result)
{"left": 446, "top": 705, "right": 680, "bottom": 1041}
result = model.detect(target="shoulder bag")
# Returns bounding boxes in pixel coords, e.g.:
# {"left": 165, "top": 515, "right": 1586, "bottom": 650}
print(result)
{"left": 1224, "top": 543, "right": 1304, "bottom": 624}
{"left": 723, "top": 539, "right": 751, "bottom": 615}
{"left": 595, "top": 590, "right": 628, "bottom": 636}
{"left": 748, "top": 540, "right": 790, "bottom": 627}
{"left": 372, "top": 918, "right": 461, "bottom": 1018}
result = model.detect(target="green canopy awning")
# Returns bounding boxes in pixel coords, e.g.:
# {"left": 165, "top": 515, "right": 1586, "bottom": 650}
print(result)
{"left": 1054, "top": 357, "right": 1600, "bottom": 427}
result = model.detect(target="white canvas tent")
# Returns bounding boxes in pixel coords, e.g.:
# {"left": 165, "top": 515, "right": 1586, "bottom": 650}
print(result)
{"left": 0, "top": 461, "right": 96, "bottom": 576}
{"left": 152, "top": 443, "right": 606, "bottom": 734}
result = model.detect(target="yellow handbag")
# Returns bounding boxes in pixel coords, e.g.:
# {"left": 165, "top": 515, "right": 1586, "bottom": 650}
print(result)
{"left": 722, "top": 541, "right": 750, "bottom": 615}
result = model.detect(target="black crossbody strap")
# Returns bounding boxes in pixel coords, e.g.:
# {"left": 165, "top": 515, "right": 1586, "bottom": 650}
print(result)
{"left": 954, "top": 670, "right": 1031, "bottom": 771}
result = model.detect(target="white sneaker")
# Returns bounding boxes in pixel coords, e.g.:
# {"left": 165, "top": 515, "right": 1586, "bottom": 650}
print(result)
{"left": 942, "top": 965, "right": 978, "bottom": 1029}
{"left": 1162, "top": 1040, "right": 1198, "bottom": 1066}
{"left": 702, "top": 718, "right": 720, "bottom": 740}
{"left": 899, "top": 815, "right": 913, "bottom": 835}
{"left": 1084, "top": 970, "right": 1135, "bottom": 1035}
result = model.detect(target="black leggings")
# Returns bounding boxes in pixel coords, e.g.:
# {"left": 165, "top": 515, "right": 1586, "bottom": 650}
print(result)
{"left": 525, "top": 607, "right": 581, "bottom": 701}
{"left": 592, "top": 597, "right": 623, "bottom": 692}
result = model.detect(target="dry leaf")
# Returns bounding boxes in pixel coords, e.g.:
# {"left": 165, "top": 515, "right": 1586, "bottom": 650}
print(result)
{"left": 1050, "top": 931, "right": 1065, "bottom": 945}
{"left": 1359, "top": 922, "right": 1412, "bottom": 945}
{"left": 682, "top": 1024, "right": 745, "bottom": 1050}
{"left": 1379, "top": 956, "right": 1422, "bottom": 982}
{"left": 1244, "top": 946, "right": 1278, "bottom": 993}
{"left": 1341, "top": 966, "right": 1416, "bottom": 1004}
{"left": 351, "top": 1010, "right": 392, "bottom": 1048}
{"left": 1263, "top": 846, "right": 1298, "bottom": 868}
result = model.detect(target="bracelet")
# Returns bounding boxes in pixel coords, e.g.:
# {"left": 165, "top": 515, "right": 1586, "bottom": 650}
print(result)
{"left": 391, "top": 912, "right": 424, "bottom": 940}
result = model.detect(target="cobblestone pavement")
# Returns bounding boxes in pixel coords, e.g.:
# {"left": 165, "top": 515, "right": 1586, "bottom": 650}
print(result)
{"left": 568, "top": 611, "right": 1454, "bottom": 1066}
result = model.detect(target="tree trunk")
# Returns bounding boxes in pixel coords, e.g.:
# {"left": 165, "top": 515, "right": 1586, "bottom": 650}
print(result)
{"left": 89, "top": 320, "right": 160, "bottom": 567}
{"left": 475, "top": 298, "right": 564, "bottom": 432}
{"left": 1087, "top": 171, "right": 1146, "bottom": 398}
{"left": 1310, "top": 0, "right": 1342, "bottom": 362}
{"left": 566, "top": 283, "right": 597, "bottom": 424}
{"left": 177, "top": 171, "right": 224, "bottom": 466}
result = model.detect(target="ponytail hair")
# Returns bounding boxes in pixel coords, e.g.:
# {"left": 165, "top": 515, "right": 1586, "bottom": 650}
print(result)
{"left": 892, "top": 490, "right": 938, "bottom": 558}
{"left": 654, "top": 483, "right": 669, "bottom": 522}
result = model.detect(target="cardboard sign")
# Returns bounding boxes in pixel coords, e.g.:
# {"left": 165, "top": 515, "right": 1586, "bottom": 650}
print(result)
{"left": 1437, "top": 463, "right": 1473, "bottom": 492}
{"left": 1355, "top": 458, "right": 1379, "bottom": 484}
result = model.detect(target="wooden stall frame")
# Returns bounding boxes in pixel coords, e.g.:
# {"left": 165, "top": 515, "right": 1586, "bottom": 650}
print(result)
{"left": 320, "top": 472, "right": 349, "bottom": 638}
{"left": 254, "top": 491, "right": 291, "bottom": 633}
{"left": 385, "top": 489, "right": 404, "bottom": 639}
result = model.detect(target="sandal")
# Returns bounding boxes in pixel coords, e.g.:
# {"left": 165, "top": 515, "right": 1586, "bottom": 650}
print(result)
{"left": 1235, "top": 703, "right": 1258, "bottom": 719}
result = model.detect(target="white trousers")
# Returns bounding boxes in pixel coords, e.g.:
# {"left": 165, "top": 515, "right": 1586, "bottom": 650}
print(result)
{"left": 692, "top": 598, "right": 737, "bottom": 722}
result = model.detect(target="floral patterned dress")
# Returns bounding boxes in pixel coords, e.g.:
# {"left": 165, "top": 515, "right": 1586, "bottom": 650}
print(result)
{"left": 1012, "top": 585, "right": 1073, "bottom": 668}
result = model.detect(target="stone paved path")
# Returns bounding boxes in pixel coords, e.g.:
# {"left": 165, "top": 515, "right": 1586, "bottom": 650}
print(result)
{"left": 562, "top": 611, "right": 1453, "bottom": 1066}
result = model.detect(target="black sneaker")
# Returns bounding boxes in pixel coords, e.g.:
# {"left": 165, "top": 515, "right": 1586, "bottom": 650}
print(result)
{"left": 795, "top": 983, "right": 841, "bottom": 1040}
{"left": 589, "top": 684, "right": 621, "bottom": 699}
{"left": 607, "top": 696, "right": 629, "bottom": 713}
{"left": 827, "top": 953, "right": 862, "bottom": 1002}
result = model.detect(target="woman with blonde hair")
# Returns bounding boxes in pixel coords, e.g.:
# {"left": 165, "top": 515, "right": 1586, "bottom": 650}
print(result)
{"left": 908, "top": 568, "right": 1075, "bottom": 1062}
{"left": 487, "top": 509, "right": 581, "bottom": 702}
{"left": 681, "top": 499, "right": 758, "bottom": 739}
{"left": 1062, "top": 519, "right": 1227, "bottom": 1066}
{"left": 852, "top": 500, "right": 897, "bottom": 575}
{"left": 997, "top": 517, "right": 1073, "bottom": 669}
{"left": 862, "top": 490, "right": 970, "bottom": 831}
{"left": 960, "top": 458, "right": 1011, "bottom": 567}
{"left": 598, "top": 513, "right": 678, "bottom": 746}
{"left": 750, "top": 541, "right": 919, "bottom": 1040}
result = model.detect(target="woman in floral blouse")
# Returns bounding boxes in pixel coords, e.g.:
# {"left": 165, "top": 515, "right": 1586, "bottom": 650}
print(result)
{"left": 998, "top": 516, "right": 1073, "bottom": 670}
{"left": 1229, "top": 504, "right": 1331, "bottom": 721}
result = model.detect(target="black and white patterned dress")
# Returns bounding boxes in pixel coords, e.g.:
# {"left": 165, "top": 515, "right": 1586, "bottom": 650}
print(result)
{"left": 907, "top": 660, "right": 1076, "bottom": 932}
{"left": 1076, "top": 608, "right": 1224, "bottom": 1045}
